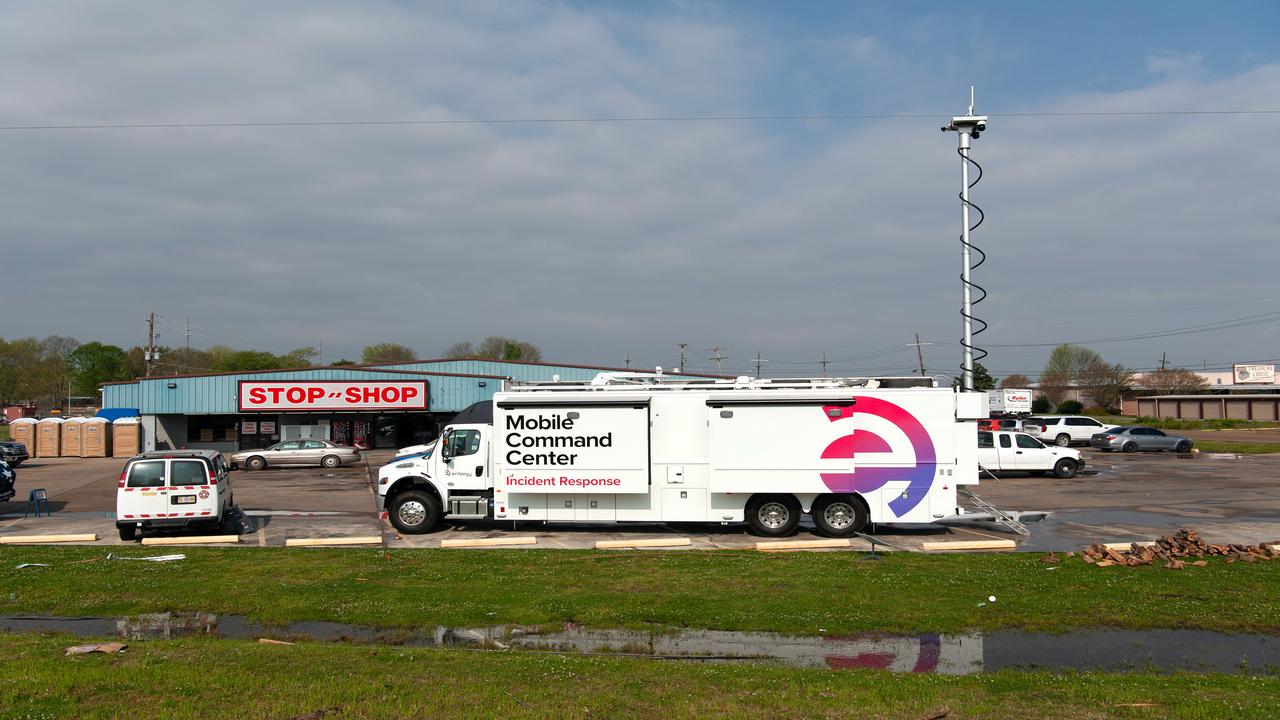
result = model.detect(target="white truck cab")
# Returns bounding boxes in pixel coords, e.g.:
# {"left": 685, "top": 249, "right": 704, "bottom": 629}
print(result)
{"left": 116, "top": 450, "right": 233, "bottom": 541}
{"left": 977, "top": 430, "right": 1082, "bottom": 478}
{"left": 378, "top": 373, "right": 986, "bottom": 538}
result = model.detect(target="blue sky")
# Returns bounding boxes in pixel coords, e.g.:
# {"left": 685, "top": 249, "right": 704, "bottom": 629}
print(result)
{"left": 2, "top": 1, "right": 1278, "bottom": 378}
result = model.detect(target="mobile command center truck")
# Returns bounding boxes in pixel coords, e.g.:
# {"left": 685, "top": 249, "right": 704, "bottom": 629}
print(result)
{"left": 377, "top": 373, "right": 984, "bottom": 538}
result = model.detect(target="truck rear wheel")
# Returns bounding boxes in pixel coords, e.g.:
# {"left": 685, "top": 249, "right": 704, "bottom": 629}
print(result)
{"left": 745, "top": 495, "right": 801, "bottom": 537}
{"left": 388, "top": 490, "right": 441, "bottom": 534}
{"left": 811, "top": 495, "right": 868, "bottom": 538}
{"left": 117, "top": 525, "right": 137, "bottom": 542}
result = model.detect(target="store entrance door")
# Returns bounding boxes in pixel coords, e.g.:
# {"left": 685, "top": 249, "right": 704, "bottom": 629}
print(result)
{"left": 281, "top": 422, "right": 330, "bottom": 442}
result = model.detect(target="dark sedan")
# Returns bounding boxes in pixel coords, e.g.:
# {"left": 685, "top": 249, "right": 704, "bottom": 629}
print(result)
{"left": 1090, "top": 426, "right": 1193, "bottom": 453}
{"left": 0, "top": 441, "right": 29, "bottom": 466}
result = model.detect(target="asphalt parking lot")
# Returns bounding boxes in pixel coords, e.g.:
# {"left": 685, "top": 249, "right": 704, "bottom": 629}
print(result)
{"left": 2, "top": 446, "right": 1278, "bottom": 552}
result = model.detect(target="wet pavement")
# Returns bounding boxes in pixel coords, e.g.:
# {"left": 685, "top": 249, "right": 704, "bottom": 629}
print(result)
{"left": 3, "top": 613, "right": 1277, "bottom": 675}
{"left": 3, "top": 447, "right": 1279, "bottom": 551}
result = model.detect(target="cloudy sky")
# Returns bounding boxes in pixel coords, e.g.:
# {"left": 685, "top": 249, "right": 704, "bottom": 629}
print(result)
{"left": 3, "top": 1, "right": 1279, "bottom": 379}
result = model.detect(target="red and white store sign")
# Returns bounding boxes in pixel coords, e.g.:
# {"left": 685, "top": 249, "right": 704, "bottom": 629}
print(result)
{"left": 238, "top": 381, "right": 429, "bottom": 412}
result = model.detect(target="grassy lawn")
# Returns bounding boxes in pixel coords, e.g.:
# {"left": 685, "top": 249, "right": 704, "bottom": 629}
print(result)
{"left": 0, "top": 634, "right": 1275, "bottom": 719}
{"left": 2, "top": 547, "right": 1279, "bottom": 635}
{"left": 1096, "top": 416, "right": 1280, "bottom": 431}
{"left": 1195, "top": 441, "right": 1280, "bottom": 455}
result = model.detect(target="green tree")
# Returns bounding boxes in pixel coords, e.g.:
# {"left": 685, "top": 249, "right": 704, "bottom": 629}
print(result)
{"left": 1039, "top": 344, "right": 1104, "bottom": 404}
{"left": 361, "top": 343, "right": 417, "bottom": 364}
{"left": 953, "top": 362, "right": 995, "bottom": 391}
{"left": 278, "top": 346, "right": 319, "bottom": 367}
{"left": 212, "top": 350, "right": 282, "bottom": 372}
{"left": 68, "top": 342, "right": 129, "bottom": 395}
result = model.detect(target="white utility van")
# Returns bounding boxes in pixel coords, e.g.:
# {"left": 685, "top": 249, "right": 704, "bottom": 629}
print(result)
{"left": 378, "top": 373, "right": 985, "bottom": 537}
{"left": 116, "top": 450, "right": 234, "bottom": 541}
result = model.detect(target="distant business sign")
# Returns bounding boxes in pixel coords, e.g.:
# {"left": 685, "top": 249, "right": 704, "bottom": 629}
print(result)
{"left": 1233, "top": 364, "right": 1275, "bottom": 384}
{"left": 238, "top": 380, "right": 429, "bottom": 412}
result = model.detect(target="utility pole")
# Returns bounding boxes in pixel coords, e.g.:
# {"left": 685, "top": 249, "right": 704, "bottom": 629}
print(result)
{"left": 1160, "top": 352, "right": 1167, "bottom": 370}
{"left": 183, "top": 318, "right": 191, "bottom": 373}
{"left": 709, "top": 347, "right": 727, "bottom": 374}
{"left": 820, "top": 352, "right": 829, "bottom": 378}
{"left": 624, "top": 352, "right": 631, "bottom": 369}
{"left": 145, "top": 312, "right": 157, "bottom": 377}
{"left": 753, "top": 352, "right": 768, "bottom": 378}
{"left": 677, "top": 343, "right": 687, "bottom": 373}
{"left": 909, "top": 333, "right": 933, "bottom": 377}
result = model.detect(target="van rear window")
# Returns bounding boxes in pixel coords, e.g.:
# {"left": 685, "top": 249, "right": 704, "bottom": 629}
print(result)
{"left": 127, "top": 460, "right": 166, "bottom": 488}
{"left": 170, "top": 460, "right": 209, "bottom": 486}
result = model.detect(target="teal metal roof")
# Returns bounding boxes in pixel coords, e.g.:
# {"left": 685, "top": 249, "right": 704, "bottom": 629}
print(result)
{"left": 102, "top": 360, "right": 713, "bottom": 415}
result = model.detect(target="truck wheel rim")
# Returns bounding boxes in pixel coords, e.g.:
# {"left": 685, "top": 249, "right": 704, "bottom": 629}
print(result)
{"left": 758, "top": 502, "right": 790, "bottom": 529}
{"left": 823, "top": 502, "right": 856, "bottom": 530}
{"left": 398, "top": 501, "right": 427, "bottom": 526}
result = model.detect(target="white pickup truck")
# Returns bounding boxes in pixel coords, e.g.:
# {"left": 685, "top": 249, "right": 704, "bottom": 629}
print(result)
{"left": 977, "top": 430, "right": 1082, "bottom": 478}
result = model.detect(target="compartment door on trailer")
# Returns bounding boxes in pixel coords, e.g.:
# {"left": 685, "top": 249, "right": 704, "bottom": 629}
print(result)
{"left": 706, "top": 397, "right": 858, "bottom": 495}
{"left": 494, "top": 399, "right": 651, "bottom": 495}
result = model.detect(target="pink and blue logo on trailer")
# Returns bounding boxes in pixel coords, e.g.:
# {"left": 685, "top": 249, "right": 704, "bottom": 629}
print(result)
{"left": 819, "top": 397, "right": 937, "bottom": 517}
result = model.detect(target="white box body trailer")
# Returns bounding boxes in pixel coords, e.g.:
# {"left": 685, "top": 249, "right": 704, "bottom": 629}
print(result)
{"left": 377, "top": 373, "right": 984, "bottom": 537}
{"left": 987, "top": 389, "right": 1033, "bottom": 415}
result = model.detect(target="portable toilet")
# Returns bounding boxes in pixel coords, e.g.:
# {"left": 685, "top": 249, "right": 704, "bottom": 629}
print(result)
{"left": 112, "top": 417, "right": 142, "bottom": 457}
{"left": 9, "top": 418, "right": 36, "bottom": 455}
{"left": 81, "top": 417, "right": 112, "bottom": 457}
{"left": 61, "top": 417, "right": 84, "bottom": 457}
{"left": 35, "top": 417, "right": 65, "bottom": 457}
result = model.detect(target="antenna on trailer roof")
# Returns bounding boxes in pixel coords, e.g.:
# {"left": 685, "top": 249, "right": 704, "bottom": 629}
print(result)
{"left": 942, "top": 86, "right": 989, "bottom": 392}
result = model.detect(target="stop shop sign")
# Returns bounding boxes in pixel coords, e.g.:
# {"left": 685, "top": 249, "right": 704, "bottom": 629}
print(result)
{"left": 238, "top": 380, "right": 429, "bottom": 412}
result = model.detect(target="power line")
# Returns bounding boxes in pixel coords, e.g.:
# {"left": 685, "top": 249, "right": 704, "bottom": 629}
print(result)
{"left": 986, "top": 310, "right": 1280, "bottom": 348}
{"left": 3, "top": 109, "right": 1278, "bottom": 132}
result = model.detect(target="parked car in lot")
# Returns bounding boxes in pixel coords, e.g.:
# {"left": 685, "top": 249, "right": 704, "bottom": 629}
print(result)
{"left": 978, "top": 430, "right": 1083, "bottom": 478}
{"left": 0, "top": 441, "right": 28, "bottom": 466}
{"left": 230, "top": 439, "right": 362, "bottom": 470}
{"left": 1090, "top": 426, "right": 1193, "bottom": 453}
{"left": 0, "top": 459, "right": 15, "bottom": 502}
{"left": 1026, "top": 415, "right": 1117, "bottom": 447}
{"left": 978, "top": 418, "right": 1043, "bottom": 438}
{"left": 116, "top": 450, "right": 233, "bottom": 541}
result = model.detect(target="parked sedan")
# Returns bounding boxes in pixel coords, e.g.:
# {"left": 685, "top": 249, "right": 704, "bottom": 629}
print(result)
{"left": 1090, "top": 426, "right": 1193, "bottom": 453}
{"left": 230, "top": 439, "right": 362, "bottom": 470}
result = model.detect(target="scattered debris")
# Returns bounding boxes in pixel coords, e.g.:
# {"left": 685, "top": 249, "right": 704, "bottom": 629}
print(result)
{"left": 258, "top": 638, "right": 296, "bottom": 645}
{"left": 15, "top": 563, "right": 50, "bottom": 569}
{"left": 1038, "top": 552, "right": 1059, "bottom": 563}
{"left": 1083, "top": 529, "right": 1280, "bottom": 568}
{"left": 107, "top": 553, "right": 186, "bottom": 563}
{"left": 65, "top": 642, "right": 126, "bottom": 656}
{"left": 923, "top": 711, "right": 950, "bottom": 720}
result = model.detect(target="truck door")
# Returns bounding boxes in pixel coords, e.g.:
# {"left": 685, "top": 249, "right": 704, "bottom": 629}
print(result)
{"left": 1013, "top": 433, "right": 1049, "bottom": 470}
{"left": 442, "top": 427, "right": 486, "bottom": 482}
{"left": 996, "top": 433, "right": 1021, "bottom": 469}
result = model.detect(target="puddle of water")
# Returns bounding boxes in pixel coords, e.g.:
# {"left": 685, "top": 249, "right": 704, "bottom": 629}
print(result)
{"left": 1, "top": 614, "right": 1276, "bottom": 675}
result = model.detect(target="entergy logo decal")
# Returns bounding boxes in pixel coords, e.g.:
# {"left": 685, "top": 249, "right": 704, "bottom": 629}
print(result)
{"left": 817, "top": 396, "right": 937, "bottom": 517}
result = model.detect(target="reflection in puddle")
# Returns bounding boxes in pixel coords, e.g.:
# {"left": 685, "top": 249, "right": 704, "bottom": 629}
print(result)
{"left": 2, "top": 613, "right": 1277, "bottom": 675}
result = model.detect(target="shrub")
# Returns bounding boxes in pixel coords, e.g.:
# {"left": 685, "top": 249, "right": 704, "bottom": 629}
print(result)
{"left": 1031, "top": 397, "right": 1052, "bottom": 413}
{"left": 1082, "top": 406, "right": 1112, "bottom": 417}
{"left": 1056, "top": 400, "right": 1084, "bottom": 414}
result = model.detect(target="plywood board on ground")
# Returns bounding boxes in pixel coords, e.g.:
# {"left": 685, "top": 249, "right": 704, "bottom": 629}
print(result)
{"left": 1, "top": 534, "right": 98, "bottom": 544}
{"left": 595, "top": 538, "right": 692, "bottom": 549}
{"left": 439, "top": 536, "right": 537, "bottom": 548}
{"left": 141, "top": 535, "right": 240, "bottom": 546}
{"left": 920, "top": 539, "right": 1017, "bottom": 551}
{"left": 755, "top": 538, "right": 851, "bottom": 552}
{"left": 284, "top": 536, "right": 383, "bottom": 547}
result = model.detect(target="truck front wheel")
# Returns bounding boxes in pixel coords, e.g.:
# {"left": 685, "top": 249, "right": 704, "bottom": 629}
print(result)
{"left": 811, "top": 495, "right": 868, "bottom": 538}
{"left": 745, "top": 494, "right": 801, "bottom": 537}
{"left": 1053, "top": 458, "right": 1079, "bottom": 479}
{"left": 388, "top": 490, "right": 441, "bottom": 534}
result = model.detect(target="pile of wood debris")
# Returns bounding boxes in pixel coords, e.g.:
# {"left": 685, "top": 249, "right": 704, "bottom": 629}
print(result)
{"left": 1082, "top": 528, "right": 1280, "bottom": 569}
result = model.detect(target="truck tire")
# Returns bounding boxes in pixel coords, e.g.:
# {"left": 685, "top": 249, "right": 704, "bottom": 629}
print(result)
{"left": 321, "top": 454, "right": 341, "bottom": 468}
{"left": 246, "top": 456, "right": 267, "bottom": 471}
{"left": 1054, "top": 434, "right": 1071, "bottom": 447}
{"left": 389, "top": 490, "right": 441, "bottom": 534}
{"left": 118, "top": 525, "right": 137, "bottom": 542}
{"left": 745, "top": 494, "right": 801, "bottom": 537}
{"left": 811, "top": 495, "right": 868, "bottom": 538}
{"left": 1053, "top": 458, "right": 1079, "bottom": 479}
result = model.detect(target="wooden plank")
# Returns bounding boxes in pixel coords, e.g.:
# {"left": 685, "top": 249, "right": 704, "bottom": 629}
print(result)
{"left": 1, "top": 533, "right": 98, "bottom": 544}
{"left": 1268, "top": 544, "right": 1280, "bottom": 554}
{"left": 439, "top": 536, "right": 538, "bottom": 548}
{"left": 595, "top": 538, "right": 692, "bottom": 549}
{"left": 141, "top": 535, "right": 240, "bottom": 546}
{"left": 755, "top": 538, "right": 851, "bottom": 552}
{"left": 920, "top": 539, "right": 1017, "bottom": 551}
{"left": 284, "top": 536, "right": 383, "bottom": 547}
{"left": 1103, "top": 541, "right": 1155, "bottom": 550}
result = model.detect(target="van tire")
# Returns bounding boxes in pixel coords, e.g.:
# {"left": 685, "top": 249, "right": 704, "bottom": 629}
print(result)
{"left": 389, "top": 490, "right": 441, "bottom": 534}
{"left": 811, "top": 495, "right": 868, "bottom": 538}
{"left": 246, "top": 456, "right": 266, "bottom": 471}
{"left": 1053, "top": 458, "right": 1079, "bottom": 479}
{"left": 745, "top": 494, "right": 801, "bottom": 537}
{"left": 321, "top": 455, "right": 341, "bottom": 468}
{"left": 118, "top": 525, "right": 137, "bottom": 542}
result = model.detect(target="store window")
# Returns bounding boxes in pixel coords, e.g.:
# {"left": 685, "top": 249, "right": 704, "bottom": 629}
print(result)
{"left": 188, "top": 416, "right": 238, "bottom": 444}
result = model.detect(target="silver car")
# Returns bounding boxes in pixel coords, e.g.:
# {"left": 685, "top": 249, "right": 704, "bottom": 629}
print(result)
{"left": 1090, "top": 426, "right": 1193, "bottom": 453}
{"left": 230, "top": 439, "right": 362, "bottom": 470}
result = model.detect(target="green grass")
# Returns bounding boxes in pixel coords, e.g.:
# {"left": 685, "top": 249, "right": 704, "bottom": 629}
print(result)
{"left": 1194, "top": 441, "right": 1280, "bottom": 455}
{"left": 1095, "top": 415, "right": 1280, "bottom": 431}
{"left": 3, "top": 547, "right": 1279, "bottom": 635}
{"left": 0, "top": 634, "right": 1276, "bottom": 719}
